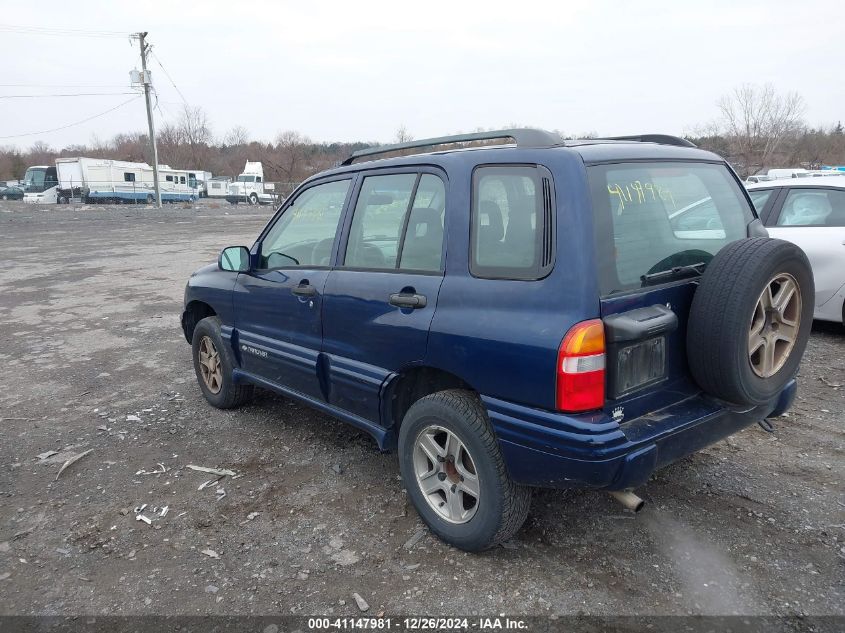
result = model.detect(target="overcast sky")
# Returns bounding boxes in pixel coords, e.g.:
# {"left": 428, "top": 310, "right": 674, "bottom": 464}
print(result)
{"left": 1, "top": 0, "right": 843, "bottom": 150}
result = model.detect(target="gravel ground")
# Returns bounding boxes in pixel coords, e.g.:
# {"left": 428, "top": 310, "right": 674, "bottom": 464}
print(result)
{"left": 0, "top": 200, "right": 842, "bottom": 617}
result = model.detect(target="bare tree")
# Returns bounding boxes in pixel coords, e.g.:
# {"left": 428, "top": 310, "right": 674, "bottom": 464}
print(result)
{"left": 156, "top": 121, "right": 188, "bottom": 167}
{"left": 223, "top": 125, "right": 250, "bottom": 146}
{"left": 717, "top": 83, "right": 805, "bottom": 177}
{"left": 274, "top": 130, "right": 313, "bottom": 183}
{"left": 28, "top": 141, "right": 53, "bottom": 166}
{"left": 177, "top": 104, "right": 212, "bottom": 167}
{"left": 394, "top": 125, "right": 413, "bottom": 144}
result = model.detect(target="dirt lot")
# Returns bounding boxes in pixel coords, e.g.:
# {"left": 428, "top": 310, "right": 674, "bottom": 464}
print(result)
{"left": 0, "top": 200, "right": 842, "bottom": 618}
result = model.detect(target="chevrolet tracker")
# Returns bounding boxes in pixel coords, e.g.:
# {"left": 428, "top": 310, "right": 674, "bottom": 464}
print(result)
{"left": 182, "top": 129, "right": 813, "bottom": 551}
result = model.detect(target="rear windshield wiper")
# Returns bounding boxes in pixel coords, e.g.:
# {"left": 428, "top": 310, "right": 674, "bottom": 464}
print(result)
{"left": 640, "top": 262, "right": 707, "bottom": 286}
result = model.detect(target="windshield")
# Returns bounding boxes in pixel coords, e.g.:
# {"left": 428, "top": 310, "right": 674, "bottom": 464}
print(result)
{"left": 237, "top": 175, "right": 256, "bottom": 182}
{"left": 23, "top": 167, "right": 49, "bottom": 193}
{"left": 588, "top": 161, "right": 754, "bottom": 295}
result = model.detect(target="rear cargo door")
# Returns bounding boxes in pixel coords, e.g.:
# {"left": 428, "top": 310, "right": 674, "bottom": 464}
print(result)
{"left": 587, "top": 161, "right": 757, "bottom": 420}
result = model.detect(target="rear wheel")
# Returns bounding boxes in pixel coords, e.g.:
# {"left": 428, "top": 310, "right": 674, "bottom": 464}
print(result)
{"left": 398, "top": 390, "right": 531, "bottom": 551}
{"left": 191, "top": 316, "right": 254, "bottom": 409}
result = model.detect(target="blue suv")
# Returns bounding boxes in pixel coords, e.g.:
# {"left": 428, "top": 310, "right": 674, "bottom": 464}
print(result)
{"left": 182, "top": 129, "right": 813, "bottom": 551}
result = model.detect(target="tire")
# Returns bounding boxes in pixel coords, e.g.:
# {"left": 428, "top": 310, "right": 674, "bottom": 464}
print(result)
{"left": 687, "top": 237, "right": 814, "bottom": 406}
{"left": 398, "top": 389, "right": 531, "bottom": 552}
{"left": 146, "top": 194, "right": 154, "bottom": 204}
{"left": 1, "top": 195, "right": 7, "bottom": 201}
{"left": 248, "top": 193, "right": 258, "bottom": 205}
{"left": 191, "top": 316, "right": 254, "bottom": 409}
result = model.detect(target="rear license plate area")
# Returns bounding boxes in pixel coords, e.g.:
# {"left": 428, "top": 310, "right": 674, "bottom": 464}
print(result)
{"left": 608, "top": 336, "right": 666, "bottom": 398}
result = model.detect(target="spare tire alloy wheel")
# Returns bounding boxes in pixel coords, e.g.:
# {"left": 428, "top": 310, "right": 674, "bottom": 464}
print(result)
{"left": 198, "top": 335, "right": 222, "bottom": 395}
{"left": 748, "top": 273, "right": 801, "bottom": 378}
{"left": 687, "top": 238, "right": 814, "bottom": 406}
{"left": 413, "top": 425, "right": 480, "bottom": 524}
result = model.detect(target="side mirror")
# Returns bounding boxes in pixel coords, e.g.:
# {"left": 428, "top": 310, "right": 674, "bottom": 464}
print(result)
{"left": 218, "top": 246, "right": 250, "bottom": 272}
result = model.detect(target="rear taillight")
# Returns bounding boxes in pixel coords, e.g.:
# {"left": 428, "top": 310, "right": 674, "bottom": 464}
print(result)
{"left": 556, "top": 319, "right": 606, "bottom": 412}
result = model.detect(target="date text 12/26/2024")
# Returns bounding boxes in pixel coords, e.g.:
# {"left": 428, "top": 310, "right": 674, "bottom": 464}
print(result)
{"left": 307, "top": 617, "right": 529, "bottom": 630}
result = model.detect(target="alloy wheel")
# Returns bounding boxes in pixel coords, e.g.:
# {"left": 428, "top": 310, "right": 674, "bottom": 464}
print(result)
{"left": 412, "top": 425, "right": 480, "bottom": 524}
{"left": 748, "top": 273, "right": 801, "bottom": 378}
{"left": 198, "top": 336, "right": 223, "bottom": 394}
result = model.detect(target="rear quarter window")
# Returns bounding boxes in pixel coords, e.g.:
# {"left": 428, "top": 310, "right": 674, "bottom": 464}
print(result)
{"left": 470, "top": 165, "right": 555, "bottom": 280}
{"left": 588, "top": 162, "right": 754, "bottom": 295}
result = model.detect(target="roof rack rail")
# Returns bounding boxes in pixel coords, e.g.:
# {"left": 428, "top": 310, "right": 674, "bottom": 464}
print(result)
{"left": 598, "top": 134, "right": 697, "bottom": 148}
{"left": 341, "top": 128, "right": 563, "bottom": 166}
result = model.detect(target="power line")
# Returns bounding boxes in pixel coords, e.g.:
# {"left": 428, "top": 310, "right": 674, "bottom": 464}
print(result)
{"left": 0, "top": 24, "right": 129, "bottom": 38}
{"left": 0, "top": 83, "right": 131, "bottom": 88}
{"left": 0, "top": 96, "right": 141, "bottom": 139}
{"left": 149, "top": 49, "right": 190, "bottom": 107}
{"left": 0, "top": 92, "right": 139, "bottom": 99}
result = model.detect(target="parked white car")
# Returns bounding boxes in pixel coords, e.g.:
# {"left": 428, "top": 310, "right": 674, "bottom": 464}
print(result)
{"left": 747, "top": 177, "right": 845, "bottom": 325}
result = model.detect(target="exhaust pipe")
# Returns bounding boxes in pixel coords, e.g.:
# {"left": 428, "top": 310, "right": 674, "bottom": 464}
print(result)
{"left": 609, "top": 490, "right": 645, "bottom": 513}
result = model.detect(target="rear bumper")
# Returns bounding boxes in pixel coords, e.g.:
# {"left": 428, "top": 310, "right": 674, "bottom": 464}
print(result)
{"left": 485, "top": 379, "right": 797, "bottom": 490}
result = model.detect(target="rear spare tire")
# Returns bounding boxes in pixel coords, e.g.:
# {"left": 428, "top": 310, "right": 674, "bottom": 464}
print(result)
{"left": 687, "top": 237, "right": 814, "bottom": 406}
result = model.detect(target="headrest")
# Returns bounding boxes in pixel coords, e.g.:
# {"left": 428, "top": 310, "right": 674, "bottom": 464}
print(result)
{"left": 478, "top": 200, "right": 504, "bottom": 241}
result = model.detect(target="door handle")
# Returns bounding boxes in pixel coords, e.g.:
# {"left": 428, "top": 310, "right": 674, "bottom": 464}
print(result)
{"left": 389, "top": 292, "right": 427, "bottom": 309}
{"left": 292, "top": 283, "right": 317, "bottom": 297}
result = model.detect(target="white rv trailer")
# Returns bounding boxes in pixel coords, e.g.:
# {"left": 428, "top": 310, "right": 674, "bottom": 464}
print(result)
{"left": 55, "top": 157, "right": 199, "bottom": 203}
{"left": 206, "top": 176, "right": 232, "bottom": 198}
{"left": 185, "top": 170, "right": 213, "bottom": 197}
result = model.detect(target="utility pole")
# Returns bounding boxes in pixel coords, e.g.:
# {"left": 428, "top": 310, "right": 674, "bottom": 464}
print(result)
{"left": 136, "top": 32, "right": 161, "bottom": 208}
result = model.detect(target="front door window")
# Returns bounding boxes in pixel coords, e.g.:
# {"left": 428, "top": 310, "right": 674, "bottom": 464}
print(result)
{"left": 260, "top": 179, "right": 351, "bottom": 268}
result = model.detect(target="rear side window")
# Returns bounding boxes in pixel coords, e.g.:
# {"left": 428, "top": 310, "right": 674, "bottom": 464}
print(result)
{"left": 588, "top": 162, "right": 754, "bottom": 295}
{"left": 470, "top": 165, "right": 555, "bottom": 280}
{"left": 776, "top": 189, "right": 845, "bottom": 227}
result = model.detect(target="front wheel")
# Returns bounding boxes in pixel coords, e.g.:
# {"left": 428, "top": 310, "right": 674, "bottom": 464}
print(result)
{"left": 398, "top": 390, "right": 531, "bottom": 552}
{"left": 191, "top": 316, "right": 254, "bottom": 409}
{"left": 248, "top": 193, "right": 258, "bottom": 205}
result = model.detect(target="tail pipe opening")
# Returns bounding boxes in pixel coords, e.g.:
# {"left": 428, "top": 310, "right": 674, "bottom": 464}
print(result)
{"left": 609, "top": 490, "right": 645, "bottom": 513}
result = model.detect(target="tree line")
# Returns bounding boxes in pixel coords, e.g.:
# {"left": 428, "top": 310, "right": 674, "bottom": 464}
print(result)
{"left": 1, "top": 84, "right": 842, "bottom": 186}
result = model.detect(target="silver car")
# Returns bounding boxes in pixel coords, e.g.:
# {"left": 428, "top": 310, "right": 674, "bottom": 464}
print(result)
{"left": 747, "top": 177, "right": 845, "bottom": 325}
